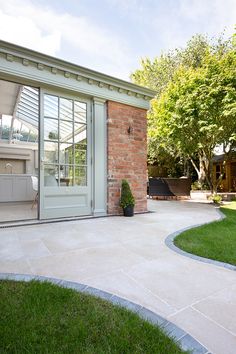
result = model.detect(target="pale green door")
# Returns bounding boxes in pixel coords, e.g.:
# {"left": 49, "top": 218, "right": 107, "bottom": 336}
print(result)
{"left": 39, "top": 90, "right": 92, "bottom": 219}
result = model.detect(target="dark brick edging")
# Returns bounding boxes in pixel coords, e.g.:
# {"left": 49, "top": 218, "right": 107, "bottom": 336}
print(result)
{"left": 165, "top": 208, "right": 236, "bottom": 271}
{"left": 0, "top": 272, "right": 209, "bottom": 354}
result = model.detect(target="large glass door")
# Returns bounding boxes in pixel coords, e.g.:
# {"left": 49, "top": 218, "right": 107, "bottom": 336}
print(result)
{"left": 39, "top": 91, "right": 91, "bottom": 219}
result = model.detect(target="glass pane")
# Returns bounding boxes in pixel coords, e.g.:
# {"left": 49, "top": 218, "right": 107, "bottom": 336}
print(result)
{"left": 44, "top": 141, "right": 58, "bottom": 163}
{"left": 28, "top": 131, "right": 38, "bottom": 142}
{"left": 44, "top": 165, "right": 59, "bottom": 186}
{"left": 59, "top": 165, "right": 73, "bottom": 186}
{"left": 44, "top": 118, "right": 58, "bottom": 140}
{"left": 60, "top": 143, "right": 73, "bottom": 164}
{"left": 17, "top": 124, "right": 29, "bottom": 141}
{"left": 43, "top": 96, "right": 89, "bottom": 189}
{"left": 44, "top": 95, "right": 58, "bottom": 118}
{"left": 74, "top": 123, "right": 86, "bottom": 144}
{"left": 1, "top": 115, "right": 11, "bottom": 140}
{"left": 75, "top": 145, "right": 87, "bottom": 165}
{"left": 13, "top": 118, "right": 22, "bottom": 131}
{"left": 74, "top": 101, "right": 87, "bottom": 123}
{"left": 60, "top": 98, "right": 73, "bottom": 121}
{"left": 74, "top": 166, "right": 87, "bottom": 186}
{"left": 60, "top": 120, "right": 73, "bottom": 142}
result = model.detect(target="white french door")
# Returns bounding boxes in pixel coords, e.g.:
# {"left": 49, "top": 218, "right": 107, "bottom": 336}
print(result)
{"left": 39, "top": 90, "right": 92, "bottom": 219}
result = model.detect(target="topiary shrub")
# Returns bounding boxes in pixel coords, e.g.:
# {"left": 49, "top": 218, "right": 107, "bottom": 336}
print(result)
{"left": 120, "top": 180, "right": 135, "bottom": 209}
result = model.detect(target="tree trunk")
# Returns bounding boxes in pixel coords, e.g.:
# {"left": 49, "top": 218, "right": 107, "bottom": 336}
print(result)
{"left": 183, "top": 158, "right": 190, "bottom": 177}
{"left": 200, "top": 152, "right": 214, "bottom": 192}
{"left": 190, "top": 154, "right": 211, "bottom": 190}
{"left": 198, "top": 155, "right": 206, "bottom": 186}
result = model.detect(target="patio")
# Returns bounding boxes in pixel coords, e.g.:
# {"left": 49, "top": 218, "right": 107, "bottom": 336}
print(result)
{"left": 0, "top": 200, "right": 236, "bottom": 354}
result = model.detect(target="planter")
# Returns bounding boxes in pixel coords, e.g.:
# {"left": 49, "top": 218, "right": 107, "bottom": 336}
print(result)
{"left": 190, "top": 190, "right": 212, "bottom": 200}
{"left": 123, "top": 205, "right": 134, "bottom": 217}
{"left": 120, "top": 180, "right": 135, "bottom": 216}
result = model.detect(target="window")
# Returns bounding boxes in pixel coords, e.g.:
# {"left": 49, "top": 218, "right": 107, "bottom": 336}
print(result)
{"left": 43, "top": 94, "right": 87, "bottom": 187}
{"left": 215, "top": 164, "right": 226, "bottom": 180}
{"left": 0, "top": 85, "right": 39, "bottom": 143}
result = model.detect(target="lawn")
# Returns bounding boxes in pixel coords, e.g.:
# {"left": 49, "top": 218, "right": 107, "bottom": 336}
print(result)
{"left": 174, "top": 202, "right": 236, "bottom": 266}
{"left": 0, "top": 280, "right": 186, "bottom": 354}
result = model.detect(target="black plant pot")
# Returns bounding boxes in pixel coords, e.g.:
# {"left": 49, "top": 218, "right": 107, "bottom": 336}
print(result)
{"left": 123, "top": 205, "right": 134, "bottom": 217}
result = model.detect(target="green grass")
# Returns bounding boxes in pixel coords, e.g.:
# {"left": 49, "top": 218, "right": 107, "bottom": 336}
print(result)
{"left": 174, "top": 202, "right": 236, "bottom": 266}
{"left": 0, "top": 280, "right": 186, "bottom": 354}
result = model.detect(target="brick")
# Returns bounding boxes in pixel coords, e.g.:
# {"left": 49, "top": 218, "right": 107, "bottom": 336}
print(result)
{"left": 107, "top": 101, "right": 147, "bottom": 214}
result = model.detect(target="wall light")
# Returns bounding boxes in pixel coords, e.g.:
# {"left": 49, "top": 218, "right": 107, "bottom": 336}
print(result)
{"left": 127, "top": 126, "right": 132, "bottom": 134}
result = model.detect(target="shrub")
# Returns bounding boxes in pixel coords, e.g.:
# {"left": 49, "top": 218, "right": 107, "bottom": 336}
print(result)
{"left": 191, "top": 181, "right": 209, "bottom": 190}
{"left": 208, "top": 194, "right": 222, "bottom": 204}
{"left": 120, "top": 180, "right": 135, "bottom": 208}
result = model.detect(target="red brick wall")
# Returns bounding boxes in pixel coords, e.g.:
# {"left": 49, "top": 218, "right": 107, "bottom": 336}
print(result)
{"left": 107, "top": 101, "right": 147, "bottom": 214}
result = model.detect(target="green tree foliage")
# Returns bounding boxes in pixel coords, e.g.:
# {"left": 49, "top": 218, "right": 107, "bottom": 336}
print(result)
{"left": 132, "top": 33, "right": 236, "bottom": 191}
{"left": 131, "top": 34, "right": 209, "bottom": 95}
{"left": 131, "top": 54, "right": 179, "bottom": 96}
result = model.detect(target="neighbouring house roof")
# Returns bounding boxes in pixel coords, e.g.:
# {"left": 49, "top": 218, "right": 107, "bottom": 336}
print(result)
{"left": 212, "top": 152, "right": 236, "bottom": 163}
{"left": 0, "top": 40, "right": 156, "bottom": 110}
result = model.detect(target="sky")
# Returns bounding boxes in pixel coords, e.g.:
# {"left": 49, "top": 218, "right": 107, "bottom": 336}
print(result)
{"left": 0, "top": 0, "right": 235, "bottom": 81}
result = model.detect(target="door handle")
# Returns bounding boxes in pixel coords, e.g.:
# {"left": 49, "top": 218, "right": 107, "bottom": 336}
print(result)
{"left": 40, "top": 158, "right": 45, "bottom": 169}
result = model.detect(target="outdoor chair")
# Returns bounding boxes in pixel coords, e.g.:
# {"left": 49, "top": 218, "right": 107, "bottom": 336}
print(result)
{"left": 31, "top": 175, "right": 38, "bottom": 209}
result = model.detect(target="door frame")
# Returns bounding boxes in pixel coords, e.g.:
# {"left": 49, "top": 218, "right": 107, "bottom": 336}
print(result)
{"left": 39, "top": 87, "right": 93, "bottom": 220}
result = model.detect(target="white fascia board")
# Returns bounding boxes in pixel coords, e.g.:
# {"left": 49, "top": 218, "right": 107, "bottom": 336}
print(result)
{"left": 0, "top": 40, "right": 156, "bottom": 109}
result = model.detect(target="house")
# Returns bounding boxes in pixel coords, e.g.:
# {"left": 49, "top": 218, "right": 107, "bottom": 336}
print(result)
{"left": 0, "top": 40, "right": 155, "bottom": 223}
{"left": 212, "top": 153, "right": 236, "bottom": 192}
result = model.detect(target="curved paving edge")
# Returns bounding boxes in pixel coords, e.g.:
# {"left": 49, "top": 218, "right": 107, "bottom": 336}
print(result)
{"left": 165, "top": 208, "right": 236, "bottom": 271}
{"left": 0, "top": 273, "right": 209, "bottom": 354}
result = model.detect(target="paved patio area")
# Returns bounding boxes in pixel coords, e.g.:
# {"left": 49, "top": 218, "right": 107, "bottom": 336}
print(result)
{"left": 0, "top": 200, "right": 235, "bottom": 354}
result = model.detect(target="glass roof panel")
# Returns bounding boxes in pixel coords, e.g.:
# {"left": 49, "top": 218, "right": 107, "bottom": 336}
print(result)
{"left": 0, "top": 85, "right": 39, "bottom": 143}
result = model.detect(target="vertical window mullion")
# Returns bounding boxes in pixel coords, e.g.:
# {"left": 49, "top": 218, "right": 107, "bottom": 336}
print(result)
{"left": 85, "top": 103, "right": 87, "bottom": 168}
{"left": 58, "top": 97, "right": 60, "bottom": 187}
{"left": 73, "top": 100, "right": 75, "bottom": 186}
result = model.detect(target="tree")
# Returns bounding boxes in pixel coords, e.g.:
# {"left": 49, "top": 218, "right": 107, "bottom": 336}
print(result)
{"left": 131, "top": 54, "right": 179, "bottom": 97}
{"left": 149, "top": 46, "right": 236, "bottom": 192}
{"left": 132, "top": 32, "right": 236, "bottom": 191}
{"left": 131, "top": 34, "right": 210, "bottom": 95}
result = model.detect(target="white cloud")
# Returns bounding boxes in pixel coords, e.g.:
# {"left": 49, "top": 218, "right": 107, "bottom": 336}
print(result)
{"left": 105, "top": 0, "right": 143, "bottom": 14}
{"left": 0, "top": 0, "right": 132, "bottom": 78}
{"left": 0, "top": 0, "right": 235, "bottom": 79}
{"left": 179, "top": 0, "right": 236, "bottom": 36}
{"left": 150, "top": 0, "right": 236, "bottom": 54}
{"left": 0, "top": 8, "right": 61, "bottom": 55}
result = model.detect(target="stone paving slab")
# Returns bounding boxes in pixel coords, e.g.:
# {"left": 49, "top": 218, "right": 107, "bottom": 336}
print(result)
{"left": 0, "top": 200, "right": 235, "bottom": 354}
{"left": 109, "top": 294, "right": 142, "bottom": 312}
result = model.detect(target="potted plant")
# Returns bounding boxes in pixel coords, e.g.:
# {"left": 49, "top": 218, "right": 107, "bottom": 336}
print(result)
{"left": 120, "top": 179, "right": 135, "bottom": 217}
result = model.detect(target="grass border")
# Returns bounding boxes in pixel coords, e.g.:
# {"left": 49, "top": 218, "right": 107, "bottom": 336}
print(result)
{"left": 0, "top": 272, "right": 209, "bottom": 354}
{"left": 165, "top": 207, "right": 236, "bottom": 271}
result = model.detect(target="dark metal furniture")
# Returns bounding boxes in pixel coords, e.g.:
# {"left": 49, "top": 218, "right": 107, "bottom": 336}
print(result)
{"left": 148, "top": 177, "right": 191, "bottom": 197}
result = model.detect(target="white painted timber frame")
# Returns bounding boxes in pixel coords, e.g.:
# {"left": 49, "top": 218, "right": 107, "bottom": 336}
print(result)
{"left": 92, "top": 98, "right": 107, "bottom": 216}
{"left": 0, "top": 40, "right": 155, "bottom": 219}
{"left": 0, "top": 41, "right": 155, "bottom": 109}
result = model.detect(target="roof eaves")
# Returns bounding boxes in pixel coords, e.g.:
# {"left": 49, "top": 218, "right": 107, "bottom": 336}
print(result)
{"left": 0, "top": 40, "right": 156, "bottom": 99}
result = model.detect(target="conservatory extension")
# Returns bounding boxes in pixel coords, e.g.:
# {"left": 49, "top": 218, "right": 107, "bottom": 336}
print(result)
{"left": 0, "top": 40, "right": 155, "bottom": 224}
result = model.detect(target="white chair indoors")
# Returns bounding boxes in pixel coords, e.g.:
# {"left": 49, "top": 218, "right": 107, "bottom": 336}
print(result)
{"left": 31, "top": 176, "right": 38, "bottom": 209}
